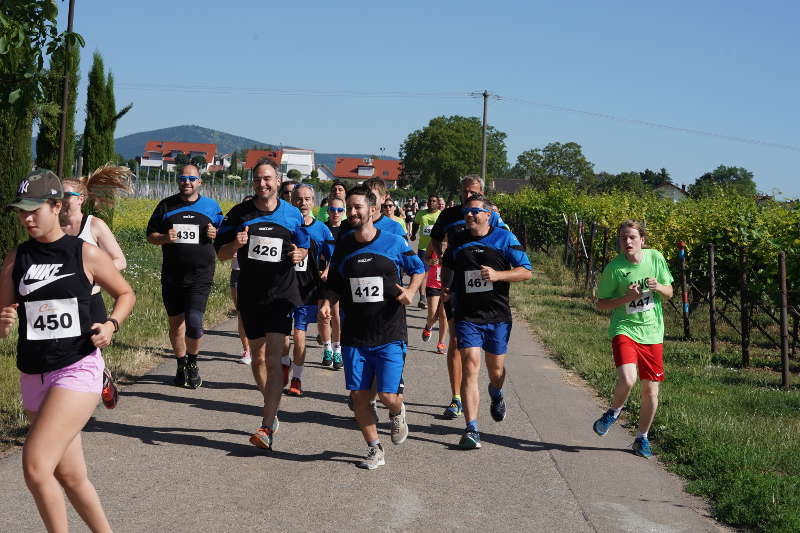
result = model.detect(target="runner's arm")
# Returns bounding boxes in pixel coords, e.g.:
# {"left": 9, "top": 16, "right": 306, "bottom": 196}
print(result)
{"left": 0, "top": 250, "right": 18, "bottom": 339}
{"left": 93, "top": 217, "right": 127, "bottom": 270}
{"left": 596, "top": 284, "right": 641, "bottom": 311}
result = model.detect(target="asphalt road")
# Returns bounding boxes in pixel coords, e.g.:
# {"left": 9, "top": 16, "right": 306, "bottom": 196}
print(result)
{"left": 0, "top": 307, "right": 726, "bottom": 532}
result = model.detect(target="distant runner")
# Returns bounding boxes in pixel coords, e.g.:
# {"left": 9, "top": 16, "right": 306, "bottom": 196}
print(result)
{"left": 411, "top": 194, "right": 442, "bottom": 310}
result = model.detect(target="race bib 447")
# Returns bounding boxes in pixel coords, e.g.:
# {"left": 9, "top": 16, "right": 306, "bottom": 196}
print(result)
{"left": 626, "top": 290, "right": 655, "bottom": 314}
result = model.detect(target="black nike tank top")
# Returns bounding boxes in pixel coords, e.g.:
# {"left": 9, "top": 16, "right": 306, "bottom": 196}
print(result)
{"left": 12, "top": 235, "right": 95, "bottom": 373}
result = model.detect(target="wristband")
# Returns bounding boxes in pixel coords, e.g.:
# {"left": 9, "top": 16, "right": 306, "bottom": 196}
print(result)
{"left": 106, "top": 317, "right": 119, "bottom": 333}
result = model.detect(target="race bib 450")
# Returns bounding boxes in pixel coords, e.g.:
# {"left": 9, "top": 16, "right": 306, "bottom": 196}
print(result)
{"left": 25, "top": 298, "right": 81, "bottom": 340}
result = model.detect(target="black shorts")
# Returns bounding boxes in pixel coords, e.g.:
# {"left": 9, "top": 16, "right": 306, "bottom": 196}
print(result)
{"left": 230, "top": 269, "right": 240, "bottom": 289}
{"left": 425, "top": 287, "right": 442, "bottom": 298}
{"left": 162, "top": 282, "right": 212, "bottom": 318}
{"left": 238, "top": 299, "right": 295, "bottom": 339}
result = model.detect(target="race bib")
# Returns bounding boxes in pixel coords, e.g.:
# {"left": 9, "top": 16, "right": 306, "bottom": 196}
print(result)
{"left": 294, "top": 256, "right": 308, "bottom": 272}
{"left": 350, "top": 277, "right": 383, "bottom": 303}
{"left": 25, "top": 298, "right": 81, "bottom": 340}
{"left": 465, "top": 270, "right": 492, "bottom": 293}
{"left": 422, "top": 225, "right": 433, "bottom": 236}
{"left": 627, "top": 290, "right": 655, "bottom": 314}
{"left": 248, "top": 236, "right": 282, "bottom": 262}
{"left": 435, "top": 266, "right": 441, "bottom": 282}
{"left": 173, "top": 224, "right": 199, "bottom": 244}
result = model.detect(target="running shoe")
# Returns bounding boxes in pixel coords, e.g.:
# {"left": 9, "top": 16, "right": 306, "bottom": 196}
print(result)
{"left": 240, "top": 350, "right": 252, "bottom": 365}
{"left": 286, "top": 377, "right": 303, "bottom": 397}
{"left": 390, "top": 404, "right": 408, "bottom": 445}
{"left": 489, "top": 385, "right": 506, "bottom": 422}
{"left": 458, "top": 429, "right": 481, "bottom": 450}
{"left": 101, "top": 368, "right": 118, "bottom": 409}
{"left": 332, "top": 351, "right": 343, "bottom": 371}
{"left": 174, "top": 359, "right": 186, "bottom": 387}
{"left": 282, "top": 363, "right": 290, "bottom": 387}
{"left": 249, "top": 426, "right": 274, "bottom": 450}
{"left": 322, "top": 349, "right": 333, "bottom": 367}
{"left": 632, "top": 436, "right": 653, "bottom": 458}
{"left": 436, "top": 343, "right": 446, "bottom": 354}
{"left": 185, "top": 360, "right": 202, "bottom": 389}
{"left": 592, "top": 409, "right": 618, "bottom": 436}
{"left": 421, "top": 327, "right": 432, "bottom": 342}
{"left": 443, "top": 399, "right": 462, "bottom": 419}
{"left": 357, "top": 444, "right": 385, "bottom": 470}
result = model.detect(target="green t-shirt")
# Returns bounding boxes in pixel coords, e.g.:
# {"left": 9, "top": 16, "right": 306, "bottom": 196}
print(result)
{"left": 414, "top": 209, "right": 440, "bottom": 251}
{"left": 316, "top": 208, "right": 329, "bottom": 223}
{"left": 597, "top": 248, "right": 674, "bottom": 345}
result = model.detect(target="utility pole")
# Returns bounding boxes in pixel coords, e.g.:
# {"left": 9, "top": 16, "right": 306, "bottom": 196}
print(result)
{"left": 57, "top": 0, "right": 76, "bottom": 178}
{"left": 480, "top": 90, "right": 489, "bottom": 185}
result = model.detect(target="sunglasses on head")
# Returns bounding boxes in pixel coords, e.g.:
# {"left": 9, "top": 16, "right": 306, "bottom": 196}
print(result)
{"left": 462, "top": 207, "right": 489, "bottom": 216}
{"left": 327, "top": 207, "right": 345, "bottom": 213}
{"left": 179, "top": 175, "right": 199, "bottom": 182}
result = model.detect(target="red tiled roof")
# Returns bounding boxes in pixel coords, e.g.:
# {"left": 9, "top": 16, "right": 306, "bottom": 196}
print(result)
{"left": 142, "top": 141, "right": 216, "bottom": 163}
{"left": 245, "top": 149, "right": 283, "bottom": 169}
{"left": 207, "top": 165, "right": 223, "bottom": 172}
{"left": 333, "top": 158, "right": 402, "bottom": 181}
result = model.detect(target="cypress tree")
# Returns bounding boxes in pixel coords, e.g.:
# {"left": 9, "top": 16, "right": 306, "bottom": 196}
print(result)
{"left": 82, "top": 51, "right": 108, "bottom": 175}
{"left": 36, "top": 45, "right": 80, "bottom": 175}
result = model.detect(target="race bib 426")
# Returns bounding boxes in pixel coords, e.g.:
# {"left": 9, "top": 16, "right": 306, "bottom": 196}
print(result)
{"left": 248, "top": 236, "right": 283, "bottom": 262}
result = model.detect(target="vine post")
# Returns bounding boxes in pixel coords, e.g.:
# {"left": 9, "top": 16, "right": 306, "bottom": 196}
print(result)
{"left": 779, "top": 251, "right": 790, "bottom": 389}
{"left": 678, "top": 241, "right": 691, "bottom": 339}
{"left": 708, "top": 243, "right": 717, "bottom": 353}
{"left": 739, "top": 246, "right": 750, "bottom": 367}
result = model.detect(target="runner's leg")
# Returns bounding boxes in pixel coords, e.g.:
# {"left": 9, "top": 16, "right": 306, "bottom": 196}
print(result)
{"left": 611, "top": 363, "right": 637, "bottom": 409}
{"left": 262, "top": 332, "right": 285, "bottom": 427}
{"left": 249, "top": 336, "right": 268, "bottom": 393}
{"left": 167, "top": 314, "right": 186, "bottom": 358}
{"left": 638, "top": 380, "right": 659, "bottom": 434}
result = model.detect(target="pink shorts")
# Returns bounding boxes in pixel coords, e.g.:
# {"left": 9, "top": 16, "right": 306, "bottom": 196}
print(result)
{"left": 19, "top": 349, "right": 104, "bottom": 412}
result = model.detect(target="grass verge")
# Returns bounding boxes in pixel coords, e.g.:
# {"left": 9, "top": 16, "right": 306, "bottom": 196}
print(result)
{"left": 0, "top": 198, "right": 237, "bottom": 449}
{"left": 511, "top": 251, "right": 800, "bottom": 533}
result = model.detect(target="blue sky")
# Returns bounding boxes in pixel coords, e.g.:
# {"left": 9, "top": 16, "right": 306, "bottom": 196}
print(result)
{"left": 58, "top": 1, "right": 800, "bottom": 196}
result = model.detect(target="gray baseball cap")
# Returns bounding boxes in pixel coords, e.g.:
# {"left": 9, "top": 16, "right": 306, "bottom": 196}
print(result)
{"left": 6, "top": 170, "right": 64, "bottom": 210}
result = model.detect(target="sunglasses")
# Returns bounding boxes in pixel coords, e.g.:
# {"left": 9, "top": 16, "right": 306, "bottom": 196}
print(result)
{"left": 462, "top": 207, "right": 489, "bottom": 216}
{"left": 64, "top": 191, "right": 81, "bottom": 197}
{"left": 382, "top": 204, "right": 395, "bottom": 208}
{"left": 178, "top": 176, "right": 199, "bottom": 182}
{"left": 327, "top": 207, "right": 345, "bottom": 213}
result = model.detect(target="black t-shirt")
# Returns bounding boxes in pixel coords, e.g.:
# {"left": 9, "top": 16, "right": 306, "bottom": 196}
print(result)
{"left": 324, "top": 230, "right": 425, "bottom": 347}
{"left": 146, "top": 194, "right": 223, "bottom": 285}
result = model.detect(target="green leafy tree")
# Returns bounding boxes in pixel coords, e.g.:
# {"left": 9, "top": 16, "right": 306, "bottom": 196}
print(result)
{"left": 286, "top": 168, "right": 302, "bottom": 181}
{"left": 515, "top": 141, "right": 594, "bottom": 190}
{"left": 400, "top": 115, "right": 508, "bottom": 194}
{"left": 310, "top": 168, "right": 319, "bottom": 179}
{"left": 688, "top": 165, "right": 757, "bottom": 198}
{"left": 35, "top": 44, "right": 79, "bottom": 174}
{"left": 0, "top": 1, "right": 82, "bottom": 256}
{"left": 640, "top": 167, "right": 672, "bottom": 189}
{"left": 592, "top": 171, "right": 648, "bottom": 194}
{"left": 189, "top": 155, "right": 206, "bottom": 169}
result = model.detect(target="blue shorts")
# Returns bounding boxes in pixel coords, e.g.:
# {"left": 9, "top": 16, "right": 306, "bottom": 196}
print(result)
{"left": 293, "top": 304, "right": 318, "bottom": 331}
{"left": 456, "top": 321, "right": 512, "bottom": 355}
{"left": 417, "top": 249, "right": 430, "bottom": 272}
{"left": 343, "top": 341, "right": 406, "bottom": 393}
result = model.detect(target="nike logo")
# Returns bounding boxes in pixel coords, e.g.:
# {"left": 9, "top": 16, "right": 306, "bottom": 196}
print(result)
{"left": 622, "top": 272, "right": 630, "bottom": 278}
{"left": 19, "top": 273, "right": 75, "bottom": 296}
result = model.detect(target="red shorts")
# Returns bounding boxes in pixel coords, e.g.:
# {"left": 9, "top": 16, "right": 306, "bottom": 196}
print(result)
{"left": 612, "top": 335, "right": 664, "bottom": 382}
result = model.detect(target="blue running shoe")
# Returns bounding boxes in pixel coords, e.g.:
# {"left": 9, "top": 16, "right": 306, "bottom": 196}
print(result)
{"left": 322, "top": 349, "right": 333, "bottom": 367}
{"left": 632, "top": 436, "right": 653, "bottom": 458}
{"left": 488, "top": 385, "right": 506, "bottom": 422}
{"left": 332, "top": 351, "right": 343, "bottom": 371}
{"left": 443, "top": 399, "right": 462, "bottom": 419}
{"left": 458, "top": 429, "right": 481, "bottom": 450}
{"left": 593, "top": 409, "right": 618, "bottom": 436}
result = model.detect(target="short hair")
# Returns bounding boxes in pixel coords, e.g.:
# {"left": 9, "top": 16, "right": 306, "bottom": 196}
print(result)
{"left": 252, "top": 158, "right": 279, "bottom": 176}
{"left": 618, "top": 219, "right": 647, "bottom": 240}
{"left": 363, "top": 177, "right": 387, "bottom": 197}
{"left": 279, "top": 180, "right": 299, "bottom": 195}
{"left": 464, "top": 193, "right": 491, "bottom": 211}
{"left": 331, "top": 179, "right": 347, "bottom": 191}
{"left": 346, "top": 184, "right": 377, "bottom": 207}
{"left": 328, "top": 196, "right": 345, "bottom": 207}
{"left": 292, "top": 183, "right": 315, "bottom": 201}
{"left": 461, "top": 174, "right": 484, "bottom": 190}
{"left": 181, "top": 163, "right": 201, "bottom": 176}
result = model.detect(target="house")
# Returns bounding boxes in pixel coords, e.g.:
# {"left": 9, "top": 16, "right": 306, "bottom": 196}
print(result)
{"left": 281, "top": 148, "right": 315, "bottom": 178}
{"left": 654, "top": 183, "right": 689, "bottom": 203}
{"left": 315, "top": 164, "right": 336, "bottom": 181}
{"left": 333, "top": 157, "right": 402, "bottom": 189}
{"left": 492, "top": 178, "right": 528, "bottom": 194}
{"left": 244, "top": 149, "right": 283, "bottom": 170}
{"left": 141, "top": 141, "right": 217, "bottom": 172}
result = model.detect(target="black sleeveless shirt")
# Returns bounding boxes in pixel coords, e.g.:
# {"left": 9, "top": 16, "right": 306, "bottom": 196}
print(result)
{"left": 12, "top": 235, "right": 95, "bottom": 373}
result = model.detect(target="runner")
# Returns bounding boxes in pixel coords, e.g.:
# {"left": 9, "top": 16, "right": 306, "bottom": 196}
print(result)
{"left": 428, "top": 175, "right": 507, "bottom": 419}
{"left": 319, "top": 195, "right": 345, "bottom": 369}
{"left": 336, "top": 177, "right": 406, "bottom": 241}
{"left": 382, "top": 200, "right": 405, "bottom": 228}
{"left": 286, "top": 184, "right": 333, "bottom": 397}
{"left": 1, "top": 170, "right": 135, "bottom": 532}
{"left": 146, "top": 164, "right": 222, "bottom": 389}
{"left": 441, "top": 193, "right": 532, "bottom": 449}
{"left": 411, "top": 194, "right": 442, "bottom": 310}
{"left": 231, "top": 195, "right": 255, "bottom": 365}
{"left": 592, "top": 219, "right": 673, "bottom": 458}
{"left": 319, "top": 185, "right": 425, "bottom": 469}
{"left": 216, "top": 159, "right": 309, "bottom": 451}
{"left": 422, "top": 248, "right": 448, "bottom": 354}
{"left": 278, "top": 181, "right": 299, "bottom": 371}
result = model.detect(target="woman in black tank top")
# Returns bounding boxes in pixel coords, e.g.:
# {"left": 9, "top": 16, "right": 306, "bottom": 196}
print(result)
{"left": 0, "top": 170, "right": 135, "bottom": 533}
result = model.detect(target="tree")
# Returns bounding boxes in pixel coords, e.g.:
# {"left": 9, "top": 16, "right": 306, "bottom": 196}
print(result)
{"left": 35, "top": 44, "right": 79, "bottom": 174}
{"left": 0, "top": 1, "right": 81, "bottom": 256}
{"left": 515, "top": 141, "right": 594, "bottom": 190}
{"left": 688, "top": 165, "right": 757, "bottom": 198}
{"left": 640, "top": 168, "right": 672, "bottom": 189}
{"left": 189, "top": 155, "right": 206, "bottom": 169}
{"left": 592, "top": 171, "right": 648, "bottom": 195}
{"left": 400, "top": 115, "right": 508, "bottom": 194}
{"left": 310, "top": 168, "right": 319, "bottom": 179}
{"left": 286, "top": 168, "right": 302, "bottom": 181}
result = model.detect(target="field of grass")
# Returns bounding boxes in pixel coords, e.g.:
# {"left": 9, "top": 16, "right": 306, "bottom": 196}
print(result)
{"left": 511, "top": 251, "right": 800, "bottom": 532}
{"left": 0, "top": 198, "right": 237, "bottom": 447}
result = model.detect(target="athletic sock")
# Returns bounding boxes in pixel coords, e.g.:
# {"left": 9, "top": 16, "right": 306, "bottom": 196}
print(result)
{"left": 333, "top": 342, "right": 341, "bottom": 353}
{"left": 488, "top": 384, "right": 503, "bottom": 401}
{"left": 453, "top": 394, "right": 462, "bottom": 402}
{"left": 611, "top": 407, "right": 622, "bottom": 418}
{"left": 368, "top": 439, "right": 381, "bottom": 448}
{"left": 466, "top": 420, "right": 479, "bottom": 433}
{"left": 636, "top": 431, "right": 648, "bottom": 439}
{"left": 292, "top": 363, "right": 304, "bottom": 380}
{"left": 324, "top": 341, "right": 333, "bottom": 351}
{"left": 281, "top": 355, "right": 291, "bottom": 366}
